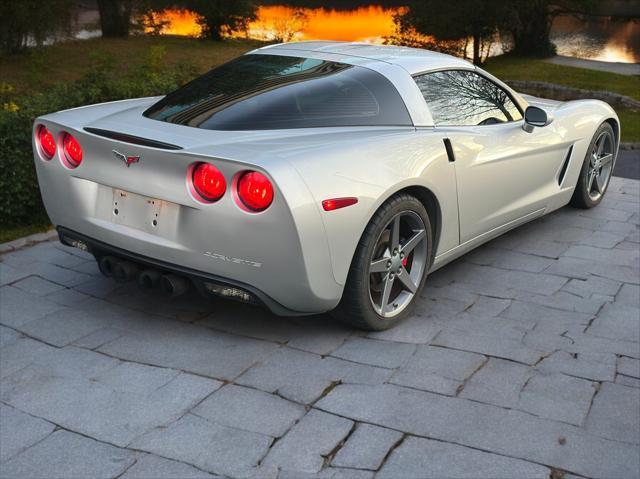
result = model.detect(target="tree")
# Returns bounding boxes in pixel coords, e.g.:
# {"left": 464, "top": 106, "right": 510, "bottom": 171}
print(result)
{"left": 97, "top": 0, "right": 135, "bottom": 37}
{"left": 504, "top": 0, "right": 596, "bottom": 57}
{"left": 184, "top": 0, "right": 257, "bottom": 41}
{"left": 271, "top": 8, "right": 308, "bottom": 42}
{"left": 0, "top": 0, "right": 73, "bottom": 54}
{"left": 96, "top": 0, "right": 175, "bottom": 38}
{"left": 395, "top": 0, "right": 507, "bottom": 65}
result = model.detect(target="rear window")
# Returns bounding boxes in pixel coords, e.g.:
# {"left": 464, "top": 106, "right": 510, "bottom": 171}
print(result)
{"left": 143, "top": 54, "right": 412, "bottom": 130}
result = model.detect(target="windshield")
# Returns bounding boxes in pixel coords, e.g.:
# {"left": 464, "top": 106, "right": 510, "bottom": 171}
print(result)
{"left": 143, "top": 54, "right": 412, "bottom": 130}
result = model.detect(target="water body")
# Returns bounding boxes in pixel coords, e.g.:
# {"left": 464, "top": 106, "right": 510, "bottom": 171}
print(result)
{"left": 58, "top": 4, "right": 640, "bottom": 64}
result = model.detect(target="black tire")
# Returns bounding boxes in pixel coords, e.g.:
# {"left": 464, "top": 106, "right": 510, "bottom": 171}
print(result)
{"left": 570, "top": 122, "right": 616, "bottom": 209}
{"left": 332, "top": 193, "right": 432, "bottom": 331}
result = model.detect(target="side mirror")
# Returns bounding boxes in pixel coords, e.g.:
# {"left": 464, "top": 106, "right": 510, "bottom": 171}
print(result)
{"left": 523, "top": 106, "right": 553, "bottom": 133}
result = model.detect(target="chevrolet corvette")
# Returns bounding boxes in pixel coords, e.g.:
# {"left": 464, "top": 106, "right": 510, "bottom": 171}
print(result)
{"left": 33, "top": 42, "right": 619, "bottom": 330}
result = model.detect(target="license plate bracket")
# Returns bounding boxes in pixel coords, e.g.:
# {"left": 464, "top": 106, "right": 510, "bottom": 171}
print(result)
{"left": 112, "top": 189, "right": 163, "bottom": 232}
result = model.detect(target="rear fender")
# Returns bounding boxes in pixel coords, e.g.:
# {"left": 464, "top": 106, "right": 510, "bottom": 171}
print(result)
{"left": 286, "top": 129, "right": 458, "bottom": 285}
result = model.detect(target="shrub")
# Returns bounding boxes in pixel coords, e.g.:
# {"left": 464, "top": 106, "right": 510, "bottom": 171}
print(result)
{"left": 0, "top": 84, "right": 45, "bottom": 228}
{"left": 0, "top": 47, "right": 198, "bottom": 228}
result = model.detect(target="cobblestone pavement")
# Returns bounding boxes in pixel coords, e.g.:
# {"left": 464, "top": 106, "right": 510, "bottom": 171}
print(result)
{"left": 614, "top": 150, "right": 640, "bottom": 181}
{"left": 1, "top": 177, "right": 639, "bottom": 479}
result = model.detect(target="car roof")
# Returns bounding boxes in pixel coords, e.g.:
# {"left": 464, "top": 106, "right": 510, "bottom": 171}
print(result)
{"left": 255, "top": 41, "right": 474, "bottom": 75}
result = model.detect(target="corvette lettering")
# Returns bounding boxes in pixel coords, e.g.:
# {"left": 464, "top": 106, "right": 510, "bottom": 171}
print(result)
{"left": 204, "top": 251, "right": 262, "bottom": 268}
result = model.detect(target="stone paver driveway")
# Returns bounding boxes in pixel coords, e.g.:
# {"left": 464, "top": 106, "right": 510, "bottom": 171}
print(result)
{"left": 1, "top": 177, "right": 639, "bottom": 479}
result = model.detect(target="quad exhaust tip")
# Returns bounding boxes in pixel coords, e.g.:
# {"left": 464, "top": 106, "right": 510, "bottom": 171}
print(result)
{"left": 160, "top": 274, "right": 190, "bottom": 297}
{"left": 98, "top": 256, "right": 191, "bottom": 297}
{"left": 138, "top": 269, "right": 161, "bottom": 293}
{"left": 98, "top": 256, "right": 117, "bottom": 277}
{"left": 112, "top": 260, "right": 139, "bottom": 283}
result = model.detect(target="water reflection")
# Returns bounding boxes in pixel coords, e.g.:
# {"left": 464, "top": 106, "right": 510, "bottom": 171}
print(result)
{"left": 245, "top": 5, "right": 405, "bottom": 43}
{"left": 551, "top": 15, "right": 639, "bottom": 63}
{"left": 144, "top": 9, "right": 203, "bottom": 37}
{"left": 66, "top": 4, "right": 640, "bottom": 64}
{"left": 144, "top": 5, "right": 404, "bottom": 44}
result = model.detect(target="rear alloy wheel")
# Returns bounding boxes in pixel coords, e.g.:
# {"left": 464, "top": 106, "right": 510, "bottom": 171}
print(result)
{"left": 333, "top": 193, "right": 432, "bottom": 330}
{"left": 571, "top": 122, "right": 616, "bottom": 209}
{"left": 369, "top": 211, "right": 429, "bottom": 318}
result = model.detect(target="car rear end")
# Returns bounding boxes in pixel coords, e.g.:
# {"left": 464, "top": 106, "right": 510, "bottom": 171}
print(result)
{"left": 32, "top": 49, "right": 419, "bottom": 315}
{"left": 32, "top": 107, "right": 340, "bottom": 315}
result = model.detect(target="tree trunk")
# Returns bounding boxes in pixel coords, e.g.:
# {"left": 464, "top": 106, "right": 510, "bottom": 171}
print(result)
{"left": 510, "top": 5, "right": 555, "bottom": 57}
{"left": 97, "top": 0, "right": 132, "bottom": 38}
{"left": 202, "top": 21, "right": 223, "bottom": 41}
{"left": 472, "top": 32, "right": 481, "bottom": 65}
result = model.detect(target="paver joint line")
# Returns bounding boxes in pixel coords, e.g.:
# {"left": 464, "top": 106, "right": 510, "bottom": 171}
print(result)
{"left": 1, "top": 176, "right": 638, "bottom": 478}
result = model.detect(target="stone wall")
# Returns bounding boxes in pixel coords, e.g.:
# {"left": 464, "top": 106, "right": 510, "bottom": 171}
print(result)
{"left": 506, "top": 80, "right": 640, "bottom": 111}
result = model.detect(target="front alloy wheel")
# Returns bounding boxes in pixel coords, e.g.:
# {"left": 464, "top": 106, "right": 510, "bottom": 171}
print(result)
{"left": 586, "top": 129, "right": 615, "bottom": 202}
{"left": 571, "top": 122, "right": 616, "bottom": 209}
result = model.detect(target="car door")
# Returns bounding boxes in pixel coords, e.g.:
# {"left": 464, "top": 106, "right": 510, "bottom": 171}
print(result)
{"left": 414, "top": 70, "right": 568, "bottom": 243}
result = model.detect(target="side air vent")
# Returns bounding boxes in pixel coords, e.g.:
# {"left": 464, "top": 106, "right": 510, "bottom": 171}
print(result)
{"left": 84, "top": 127, "right": 183, "bottom": 150}
{"left": 558, "top": 145, "right": 574, "bottom": 186}
{"left": 443, "top": 138, "right": 455, "bottom": 162}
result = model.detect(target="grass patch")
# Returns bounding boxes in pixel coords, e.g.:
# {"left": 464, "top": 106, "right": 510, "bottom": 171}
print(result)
{"left": 0, "top": 36, "right": 264, "bottom": 94}
{"left": 483, "top": 55, "right": 639, "bottom": 142}
{"left": 3, "top": 37, "right": 637, "bottom": 101}
{"left": 483, "top": 55, "right": 640, "bottom": 101}
{"left": 0, "top": 222, "right": 51, "bottom": 244}
{"left": 0, "top": 37, "right": 637, "bottom": 242}
{"left": 618, "top": 109, "right": 640, "bottom": 143}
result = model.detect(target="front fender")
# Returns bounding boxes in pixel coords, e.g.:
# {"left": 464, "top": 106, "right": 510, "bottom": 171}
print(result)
{"left": 546, "top": 99, "right": 620, "bottom": 210}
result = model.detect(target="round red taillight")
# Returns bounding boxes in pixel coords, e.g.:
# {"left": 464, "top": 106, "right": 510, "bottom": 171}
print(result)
{"left": 62, "top": 133, "right": 83, "bottom": 168}
{"left": 37, "top": 126, "right": 56, "bottom": 160}
{"left": 191, "top": 162, "right": 226, "bottom": 202}
{"left": 237, "top": 171, "right": 274, "bottom": 212}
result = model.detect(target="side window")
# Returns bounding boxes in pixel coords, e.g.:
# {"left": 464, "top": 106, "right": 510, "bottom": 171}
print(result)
{"left": 414, "top": 70, "right": 523, "bottom": 126}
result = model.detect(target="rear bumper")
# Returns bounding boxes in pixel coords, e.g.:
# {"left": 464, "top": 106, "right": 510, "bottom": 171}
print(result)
{"left": 33, "top": 117, "right": 344, "bottom": 314}
{"left": 58, "top": 227, "right": 309, "bottom": 316}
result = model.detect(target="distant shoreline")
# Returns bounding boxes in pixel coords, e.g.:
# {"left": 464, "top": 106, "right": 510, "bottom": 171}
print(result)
{"left": 544, "top": 56, "right": 640, "bottom": 76}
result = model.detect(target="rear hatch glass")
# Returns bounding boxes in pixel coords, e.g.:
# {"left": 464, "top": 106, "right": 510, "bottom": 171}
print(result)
{"left": 143, "top": 54, "right": 412, "bottom": 130}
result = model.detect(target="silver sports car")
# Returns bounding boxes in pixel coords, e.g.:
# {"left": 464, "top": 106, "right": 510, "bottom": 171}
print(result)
{"left": 33, "top": 42, "right": 619, "bottom": 330}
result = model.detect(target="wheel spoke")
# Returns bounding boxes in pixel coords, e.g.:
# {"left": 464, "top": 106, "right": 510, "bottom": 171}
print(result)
{"left": 600, "top": 153, "right": 613, "bottom": 167}
{"left": 596, "top": 135, "right": 606, "bottom": 155}
{"left": 588, "top": 170, "right": 596, "bottom": 192}
{"left": 595, "top": 173, "right": 605, "bottom": 194}
{"left": 380, "top": 274, "right": 394, "bottom": 312}
{"left": 396, "top": 267, "right": 417, "bottom": 294}
{"left": 401, "top": 229, "right": 426, "bottom": 255}
{"left": 370, "top": 257, "right": 389, "bottom": 274}
{"left": 390, "top": 216, "right": 400, "bottom": 252}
